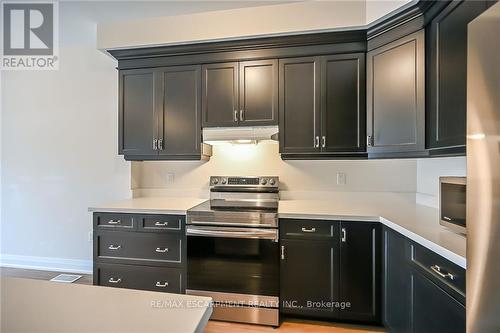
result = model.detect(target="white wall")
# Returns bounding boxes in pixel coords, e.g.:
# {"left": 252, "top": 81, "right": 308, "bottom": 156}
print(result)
{"left": 416, "top": 157, "right": 467, "bottom": 207}
{"left": 132, "top": 143, "right": 417, "bottom": 197}
{"left": 365, "top": 0, "right": 414, "bottom": 24}
{"left": 0, "top": 1, "right": 286, "bottom": 271}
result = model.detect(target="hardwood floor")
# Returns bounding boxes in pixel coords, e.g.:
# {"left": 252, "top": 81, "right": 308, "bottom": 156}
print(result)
{"left": 1, "top": 267, "right": 385, "bottom": 333}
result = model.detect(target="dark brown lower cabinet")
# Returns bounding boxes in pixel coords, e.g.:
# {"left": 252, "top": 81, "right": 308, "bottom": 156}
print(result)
{"left": 280, "top": 219, "right": 380, "bottom": 324}
{"left": 93, "top": 212, "right": 186, "bottom": 294}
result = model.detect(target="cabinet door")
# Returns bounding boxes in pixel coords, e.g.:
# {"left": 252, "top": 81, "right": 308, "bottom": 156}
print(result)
{"left": 239, "top": 60, "right": 278, "bottom": 126}
{"left": 279, "top": 57, "right": 321, "bottom": 154}
{"left": 280, "top": 239, "right": 339, "bottom": 319}
{"left": 413, "top": 271, "right": 466, "bottom": 333}
{"left": 158, "top": 65, "right": 201, "bottom": 157}
{"left": 202, "top": 62, "right": 239, "bottom": 127}
{"left": 119, "top": 69, "right": 158, "bottom": 157}
{"left": 426, "top": 0, "right": 487, "bottom": 150}
{"left": 367, "top": 30, "right": 425, "bottom": 156}
{"left": 383, "top": 228, "right": 412, "bottom": 332}
{"left": 321, "top": 54, "right": 366, "bottom": 152}
{"left": 339, "top": 222, "right": 381, "bottom": 323}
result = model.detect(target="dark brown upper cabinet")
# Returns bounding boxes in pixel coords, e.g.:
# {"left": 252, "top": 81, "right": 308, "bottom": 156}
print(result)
{"left": 119, "top": 69, "right": 157, "bottom": 158}
{"left": 426, "top": 0, "right": 488, "bottom": 154}
{"left": 367, "top": 30, "right": 426, "bottom": 158}
{"left": 202, "top": 60, "right": 278, "bottom": 127}
{"left": 279, "top": 54, "right": 366, "bottom": 159}
{"left": 119, "top": 66, "right": 210, "bottom": 161}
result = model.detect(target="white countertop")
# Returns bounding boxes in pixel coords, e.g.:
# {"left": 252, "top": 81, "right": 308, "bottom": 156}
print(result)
{"left": 89, "top": 194, "right": 466, "bottom": 268}
{"left": 88, "top": 197, "right": 206, "bottom": 215}
{"left": 1, "top": 277, "right": 212, "bottom": 333}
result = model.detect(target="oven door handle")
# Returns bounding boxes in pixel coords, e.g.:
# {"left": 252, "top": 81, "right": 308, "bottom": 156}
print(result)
{"left": 186, "top": 226, "right": 278, "bottom": 241}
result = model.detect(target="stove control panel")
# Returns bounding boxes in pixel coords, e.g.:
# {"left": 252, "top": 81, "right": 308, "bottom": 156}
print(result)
{"left": 210, "top": 176, "right": 279, "bottom": 188}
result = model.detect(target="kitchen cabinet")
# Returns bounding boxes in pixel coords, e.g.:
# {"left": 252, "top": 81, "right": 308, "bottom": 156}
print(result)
{"left": 339, "top": 222, "right": 381, "bottom": 323}
{"left": 93, "top": 212, "right": 187, "bottom": 294}
{"left": 202, "top": 60, "right": 278, "bottom": 127}
{"left": 382, "top": 227, "right": 466, "bottom": 333}
{"left": 426, "top": 0, "right": 488, "bottom": 154}
{"left": 280, "top": 238, "right": 339, "bottom": 319}
{"left": 119, "top": 66, "right": 211, "bottom": 161}
{"left": 280, "top": 219, "right": 379, "bottom": 324}
{"left": 367, "top": 30, "right": 426, "bottom": 158}
{"left": 382, "top": 228, "right": 412, "bottom": 332}
{"left": 279, "top": 54, "right": 366, "bottom": 159}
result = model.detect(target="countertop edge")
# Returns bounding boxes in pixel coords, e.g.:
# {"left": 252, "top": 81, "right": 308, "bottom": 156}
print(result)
{"left": 88, "top": 207, "right": 188, "bottom": 215}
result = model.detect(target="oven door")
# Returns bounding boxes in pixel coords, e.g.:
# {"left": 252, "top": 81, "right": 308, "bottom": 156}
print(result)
{"left": 186, "top": 225, "right": 279, "bottom": 297}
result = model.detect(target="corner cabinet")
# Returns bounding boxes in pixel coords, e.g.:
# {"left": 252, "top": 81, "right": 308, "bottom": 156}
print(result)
{"left": 426, "top": 0, "right": 488, "bottom": 155}
{"left": 279, "top": 54, "right": 366, "bottom": 159}
{"left": 202, "top": 60, "right": 278, "bottom": 127}
{"left": 119, "top": 66, "right": 211, "bottom": 161}
{"left": 280, "top": 219, "right": 380, "bottom": 324}
{"left": 367, "top": 30, "right": 426, "bottom": 158}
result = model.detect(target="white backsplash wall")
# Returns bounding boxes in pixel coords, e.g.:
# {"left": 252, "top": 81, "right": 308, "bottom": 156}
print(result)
{"left": 416, "top": 156, "right": 467, "bottom": 207}
{"left": 132, "top": 143, "right": 418, "bottom": 197}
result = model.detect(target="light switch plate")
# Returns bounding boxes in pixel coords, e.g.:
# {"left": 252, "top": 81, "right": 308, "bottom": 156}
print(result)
{"left": 337, "top": 172, "right": 347, "bottom": 185}
{"left": 167, "top": 173, "right": 175, "bottom": 184}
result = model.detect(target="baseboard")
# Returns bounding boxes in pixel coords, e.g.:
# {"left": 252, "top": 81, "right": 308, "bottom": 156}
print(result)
{"left": 0, "top": 254, "right": 92, "bottom": 274}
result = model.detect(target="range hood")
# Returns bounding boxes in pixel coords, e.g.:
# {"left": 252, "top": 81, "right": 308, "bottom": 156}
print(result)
{"left": 203, "top": 126, "right": 279, "bottom": 144}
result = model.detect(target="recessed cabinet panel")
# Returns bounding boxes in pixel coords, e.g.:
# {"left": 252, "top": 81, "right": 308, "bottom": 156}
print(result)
{"left": 239, "top": 60, "right": 278, "bottom": 126}
{"left": 202, "top": 63, "right": 239, "bottom": 127}
{"left": 321, "top": 54, "right": 365, "bottom": 152}
{"left": 279, "top": 57, "right": 321, "bottom": 154}
{"left": 159, "top": 66, "right": 201, "bottom": 156}
{"left": 119, "top": 69, "right": 157, "bottom": 156}
{"left": 367, "top": 30, "right": 425, "bottom": 155}
{"left": 426, "top": 0, "right": 487, "bottom": 150}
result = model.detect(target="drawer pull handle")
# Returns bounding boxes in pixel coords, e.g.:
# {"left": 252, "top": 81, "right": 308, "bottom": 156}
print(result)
{"left": 155, "top": 281, "right": 169, "bottom": 288}
{"left": 108, "top": 220, "right": 121, "bottom": 225}
{"left": 430, "top": 265, "right": 455, "bottom": 280}
{"left": 155, "top": 247, "right": 169, "bottom": 253}
{"left": 108, "top": 278, "right": 122, "bottom": 284}
{"left": 301, "top": 227, "right": 316, "bottom": 233}
{"left": 154, "top": 221, "right": 169, "bottom": 227}
{"left": 108, "top": 245, "right": 121, "bottom": 250}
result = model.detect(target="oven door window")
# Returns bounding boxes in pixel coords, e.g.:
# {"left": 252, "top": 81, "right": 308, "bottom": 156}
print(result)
{"left": 187, "top": 236, "right": 279, "bottom": 296}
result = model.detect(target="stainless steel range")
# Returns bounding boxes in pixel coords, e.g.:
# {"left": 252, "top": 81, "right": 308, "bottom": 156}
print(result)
{"left": 186, "top": 176, "right": 280, "bottom": 326}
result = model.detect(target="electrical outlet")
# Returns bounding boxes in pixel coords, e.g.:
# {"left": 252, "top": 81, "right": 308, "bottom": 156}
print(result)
{"left": 88, "top": 231, "right": 93, "bottom": 242}
{"left": 167, "top": 173, "right": 175, "bottom": 184}
{"left": 336, "top": 172, "right": 347, "bottom": 185}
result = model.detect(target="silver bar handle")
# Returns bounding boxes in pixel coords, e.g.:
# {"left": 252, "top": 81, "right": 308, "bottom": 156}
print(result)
{"left": 315, "top": 136, "right": 320, "bottom": 148}
{"left": 154, "top": 221, "right": 168, "bottom": 227}
{"left": 234, "top": 110, "right": 238, "bottom": 122}
{"left": 108, "top": 278, "right": 121, "bottom": 284}
{"left": 280, "top": 245, "right": 285, "bottom": 260}
{"left": 107, "top": 219, "right": 121, "bottom": 225}
{"left": 155, "top": 281, "right": 169, "bottom": 288}
{"left": 301, "top": 227, "right": 316, "bottom": 233}
{"left": 430, "top": 265, "right": 455, "bottom": 280}
{"left": 240, "top": 109, "right": 244, "bottom": 121}
{"left": 186, "top": 226, "right": 278, "bottom": 241}
{"left": 322, "top": 136, "right": 326, "bottom": 148}
{"left": 341, "top": 228, "right": 347, "bottom": 242}
{"left": 155, "top": 247, "right": 169, "bottom": 253}
{"left": 152, "top": 139, "right": 158, "bottom": 150}
{"left": 108, "top": 245, "right": 121, "bottom": 250}
{"left": 158, "top": 139, "right": 164, "bottom": 150}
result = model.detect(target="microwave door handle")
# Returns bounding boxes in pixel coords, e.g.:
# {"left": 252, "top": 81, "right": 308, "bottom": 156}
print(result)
{"left": 186, "top": 227, "right": 278, "bottom": 241}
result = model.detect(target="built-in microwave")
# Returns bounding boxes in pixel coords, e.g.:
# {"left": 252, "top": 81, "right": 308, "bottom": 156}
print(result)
{"left": 439, "top": 177, "right": 466, "bottom": 234}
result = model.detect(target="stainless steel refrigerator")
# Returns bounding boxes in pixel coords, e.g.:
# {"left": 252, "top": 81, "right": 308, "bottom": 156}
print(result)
{"left": 467, "top": 2, "right": 500, "bottom": 332}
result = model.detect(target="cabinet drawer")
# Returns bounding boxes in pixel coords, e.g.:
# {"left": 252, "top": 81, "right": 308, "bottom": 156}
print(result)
{"left": 95, "top": 263, "right": 183, "bottom": 293}
{"left": 94, "top": 213, "right": 135, "bottom": 230}
{"left": 410, "top": 242, "right": 465, "bottom": 297}
{"left": 280, "top": 219, "right": 337, "bottom": 239}
{"left": 137, "top": 214, "right": 184, "bottom": 232}
{"left": 95, "top": 231, "right": 182, "bottom": 264}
